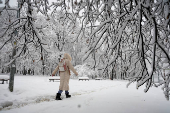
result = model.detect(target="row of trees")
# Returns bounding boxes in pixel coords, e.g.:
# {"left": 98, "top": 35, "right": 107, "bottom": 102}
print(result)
{"left": 0, "top": 0, "right": 169, "bottom": 100}
{"left": 0, "top": 2, "right": 84, "bottom": 75}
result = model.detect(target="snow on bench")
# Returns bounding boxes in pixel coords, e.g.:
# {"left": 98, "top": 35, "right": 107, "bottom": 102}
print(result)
{"left": 0, "top": 75, "right": 10, "bottom": 84}
{"left": 95, "top": 78, "right": 103, "bottom": 80}
{"left": 49, "top": 76, "right": 60, "bottom": 82}
{"left": 78, "top": 77, "right": 89, "bottom": 81}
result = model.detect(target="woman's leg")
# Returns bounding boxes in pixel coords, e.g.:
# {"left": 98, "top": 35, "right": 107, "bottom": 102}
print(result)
{"left": 58, "top": 90, "right": 63, "bottom": 94}
{"left": 65, "top": 90, "right": 69, "bottom": 94}
{"left": 65, "top": 90, "right": 71, "bottom": 98}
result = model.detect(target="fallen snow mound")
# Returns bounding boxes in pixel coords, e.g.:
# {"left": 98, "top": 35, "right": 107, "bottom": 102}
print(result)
{"left": 0, "top": 75, "right": 9, "bottom": 79}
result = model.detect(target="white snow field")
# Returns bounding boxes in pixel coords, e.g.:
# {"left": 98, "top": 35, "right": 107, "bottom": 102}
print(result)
{"left": 0, "top": 75, "right": 170, "bottom": 113}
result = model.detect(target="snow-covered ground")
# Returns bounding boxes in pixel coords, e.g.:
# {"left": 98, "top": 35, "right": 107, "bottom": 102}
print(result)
{"left": 0, "top": 75, "right": 170, "bottom": 113}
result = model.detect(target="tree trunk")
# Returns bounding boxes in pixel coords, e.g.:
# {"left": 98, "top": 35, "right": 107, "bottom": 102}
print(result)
{"left": 9, "top": 47, "right": 16, "bottom": 92}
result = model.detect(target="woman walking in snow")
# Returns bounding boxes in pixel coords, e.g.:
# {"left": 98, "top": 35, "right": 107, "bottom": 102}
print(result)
{"left": 52, "top": 53, "right": 78, "bottom": 100}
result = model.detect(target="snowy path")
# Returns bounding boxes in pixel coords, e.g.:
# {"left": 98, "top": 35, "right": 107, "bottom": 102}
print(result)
{"left": 0, "top": 76, "right": 170, "bottom": 113}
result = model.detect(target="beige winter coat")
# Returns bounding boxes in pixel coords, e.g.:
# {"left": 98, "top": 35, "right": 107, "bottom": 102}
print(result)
{"left": 52, "top": 59, "right": 78, "bottom": 91}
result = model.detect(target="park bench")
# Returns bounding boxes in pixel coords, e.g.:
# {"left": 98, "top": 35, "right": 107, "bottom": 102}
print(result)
{"left": 78, "top": 77, "right": 89, "bottom": 81}
{"left": 49, "top": 77, "right": 60, "bottom": 82}
{"left": 95, "top": 78, "right": 103, "bottom": 80}
{"left": 0, "top": 79, "right": 9, "bottom": 84}
{"left": 0, "top": 75, "right": 10, "bottom": 84}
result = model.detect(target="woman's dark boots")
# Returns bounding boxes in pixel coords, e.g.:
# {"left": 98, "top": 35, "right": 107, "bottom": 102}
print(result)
{"left": 56, "top": 93, "right": 62, "bottom": 100}
{"left": 66, "top": 92, "right": 71, "bottom": 98}
{"left": 56, "top": 92, "right": 71, "bottom": 100}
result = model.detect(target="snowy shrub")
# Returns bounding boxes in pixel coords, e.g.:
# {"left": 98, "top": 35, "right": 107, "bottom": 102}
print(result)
{"left": 70, "top": 63, "right": 98, "bottom": 79}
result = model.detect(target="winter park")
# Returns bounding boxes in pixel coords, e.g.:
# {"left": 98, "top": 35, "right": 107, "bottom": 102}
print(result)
{"left": 0, "top": 0, "right": 170, "bottom": 113}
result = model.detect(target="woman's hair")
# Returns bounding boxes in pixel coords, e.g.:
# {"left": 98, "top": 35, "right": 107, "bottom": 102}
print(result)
{"left": 63, "top": 53, "right": 72, "bottom": 61}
